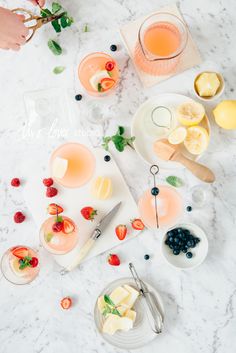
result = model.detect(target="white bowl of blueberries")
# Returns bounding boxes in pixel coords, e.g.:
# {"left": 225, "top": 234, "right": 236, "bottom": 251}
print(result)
{"left": 161, "top": 223, "right": 208, "bottom": 270}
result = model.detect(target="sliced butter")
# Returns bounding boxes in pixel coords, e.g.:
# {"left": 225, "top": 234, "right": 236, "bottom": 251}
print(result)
{"left": 52, "top": 157, "right": 68, "bottom": 179}
{"left": 102, "top": 315, "right": 133, "bottom": 335}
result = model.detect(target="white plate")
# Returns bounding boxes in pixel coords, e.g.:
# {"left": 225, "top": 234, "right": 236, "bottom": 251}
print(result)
{"left": 161, "top": 223, "right": 208, "bottom": 270}
{"left": 131, "top": 93, "right": 210, "bottom": 169}
{"left": 94, "top": 277, "right": 164, "bottom": 349}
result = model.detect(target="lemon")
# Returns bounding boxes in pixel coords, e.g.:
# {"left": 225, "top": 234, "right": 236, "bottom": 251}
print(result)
{"left": 213, "top": 100, "right": 236, "bottom": 129}
{"left": 184, "top": 126, "right": 209, "bottom": 155}
{"left": 195, "top": 72, "right": 220, "bottom": 97}
{"left": 168, "top": 126, "right": 187, "bottom": 144}
{"left": 177, "top": 101, "right": 205, "bottom": 126}
{"left": 91, "top": 176, "right": 112, "bottom": 200}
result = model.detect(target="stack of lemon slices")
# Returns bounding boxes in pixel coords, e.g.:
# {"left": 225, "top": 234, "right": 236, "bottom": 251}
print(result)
{"left": 168, "top": 101, "right": 209, "bottom": 155}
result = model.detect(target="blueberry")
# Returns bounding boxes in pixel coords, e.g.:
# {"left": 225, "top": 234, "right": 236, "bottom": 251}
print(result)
{"left": 173, "top": 249, "right": 180, "bottom": 255}
{"left": 168, "top": 236, "right": 174, "bottom": 243}
{"left": 174, "top": 237, "right": 180, "bottom": 243}
{"left": 186, "top": 206, "right": 192, "bottom": 212}
{"left": 144, "top": 254, "right": 150, "bottom": 260}
{"left": 167, "top": 231, "right": 173, "bottom": 237}
{"left": 110, "top": 44, "right": 117, "bottom": 51}
{"left": 104, "top": 155, "right": 111, "bottom": 162}
{"left": 75, "top": 94, "right": 82, "bottom": 101}
{"left": 187, "top": 240, "right": 192, "bottom": 247}
{"left": 151, "top": 187, "right": 159, "bottom": 196}
{"left": 165, "top": 239, "right": 169, "bottom": 245}
{"left": 169, "top": 244, "right": 174, "bottom": 249}
{"left": 195, "top": 237, "right": 200, "bottom": 243}
{"left": 182, "top": 248, "right": 187, "bottom": 253}
{"left": 186, "top": 252, "right": 193, "bottom": 259}
{"left": 184, "top": 229, "right": 190, "bottom": 236}
{"left": 177, "top": 228, "right": 183, "bottom": 233}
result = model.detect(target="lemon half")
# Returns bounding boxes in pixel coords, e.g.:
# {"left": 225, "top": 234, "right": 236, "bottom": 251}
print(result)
{"left": 177, "top": 101, "right": 205, "bottom": 126}
{"left": 168, "top": 126, "right": 187, "bottom": 145}
{"left": 184, "top": 126, "right": 209, "bottom": 155}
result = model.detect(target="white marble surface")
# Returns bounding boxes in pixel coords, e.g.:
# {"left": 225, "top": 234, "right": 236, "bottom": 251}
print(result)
{"left": 0, "top": 0, "right": 236, "bottom": 353}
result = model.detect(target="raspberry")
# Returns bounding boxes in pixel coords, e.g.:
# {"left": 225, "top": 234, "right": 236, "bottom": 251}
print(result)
{"left": 14, "top": 212, "right": 25, "bottom": 223}
{"left": 46, "top": 187, "right": 58, "bottom": 198}
{"left": 29, "top": 257, "right": 38, "bottom": 268}
{"left": 43, "top": 178, "right": 54, "bottom": 187}
{"left": 52, "top": 222, "right": 63, "bottom": 233}
{"left": 11, "top": 178, "right": 20, "bottom": 187}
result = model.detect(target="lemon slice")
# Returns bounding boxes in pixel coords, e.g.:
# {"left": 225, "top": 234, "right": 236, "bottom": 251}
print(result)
{"left": 184, "top": 126, "right": 209, "bottom": 155}
{"left": 177, "top": 102, "right": 205, "bottom": 126}
{"left": 168, "top": 126, "right": 187, "bottom": 145}
{"left": 91, "top": 176, "right": 112, "bottom": 200}
{"left": 89, "top": 70, "right": 110, "bottom": 91}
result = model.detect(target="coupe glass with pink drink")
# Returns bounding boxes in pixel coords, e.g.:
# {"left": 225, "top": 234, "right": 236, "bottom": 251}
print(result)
{"left": 1, "top": 246, "right": 39, "bottom": 285}
{"left": 138, "top": 185, "right": 183, "bottom": 229}
{"left": 50, "top": 143, "right": 96, "bottom": 189}
{"left": 40, "top": 215, "right": 78, "bottom": 255}
{"left": 78, "top": 52, "right": 119, "bottom": 96}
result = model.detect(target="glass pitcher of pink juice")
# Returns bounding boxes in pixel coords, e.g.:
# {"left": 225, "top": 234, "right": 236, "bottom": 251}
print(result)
{"left": 134, "top": 12, "right": 188, "bottom": 76}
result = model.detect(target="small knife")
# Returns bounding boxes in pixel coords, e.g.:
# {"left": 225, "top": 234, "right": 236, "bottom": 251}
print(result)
{"left": 60, "top": 202, "right": 122, "bottom": 275}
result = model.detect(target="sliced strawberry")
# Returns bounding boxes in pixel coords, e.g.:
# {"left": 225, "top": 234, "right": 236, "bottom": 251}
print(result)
{"left": 131, "top": 218, "right": 145, "bottom": 230}
{"left": 115, "top": 224, "right": 127, "bottom": 240}
{"left": 12, "top": 247, "right": 29, "bottom": 259}
{"left": 62, "top": 219, "right": 75, "bottom": 234}
{"left": 47, "top": 203, "right": 64, "bottom": 215}
{"left": 100, "top": 78, "right": 115, "bottom": 91}
{"left": 60, "top": 297, "right": 72, "bottom": 310}
{"left": 80, "top": 207, "right": 97, "bottom": 221}
{"left": 108, "top": 254, "right": 120, "bottom": 266}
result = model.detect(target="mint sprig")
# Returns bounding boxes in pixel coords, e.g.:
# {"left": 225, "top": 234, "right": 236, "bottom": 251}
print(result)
{"left": 102, "top": 294, "right": 121, "bottom": 317}
{"left": 19, "top": 256, "right": 32, "bottom": 270}
{"left": 48, "top": 39, "right": 62, "bottom": 55}
{"left": 166, "top": 176, "right": 184, "bottom": 188}
{"left": 102, "top": 126, "right": 135, "bottom": 152}
{"left": 41, "top": 2, "right": 73, "bottom": 33}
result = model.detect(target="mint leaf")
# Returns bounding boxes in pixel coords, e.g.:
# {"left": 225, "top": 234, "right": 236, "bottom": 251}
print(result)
{"left": 104, "top": 294, "right": 115, "bottom": 307}
{"left": 56, "top": 215, "right": 63, "bottom": 223}
{"left": 60, "top": 14, "right": 73, "bottom": 28}
{"left": 53, "top": 66, "right": 65, "bottom": 74}
{"left": 117, "top": 126, "right": 125, "bottom": 135}
{"left": 111, "top": 308, "right": 121, "bottom": 317}
{"left": 48, "top": 39, "right": 62, "bottom": 55}
{"left": 97, "top": 83, "right": 102, "bottom": 92}
{"left": 83, "top": 24, "right": 89, "bottom": 32}
{"left": 40, "top": 8, "right": 52, "bottom": 17}
{"left": 102, "top": 305, "right": 112, "bottom": 317}
{"left": 52, "top": 19, "right": 61, "bottom": 33}
{"left": 107, "top": 71, "right": 112, "bottom": 77}
{"left": 45, "top": 233, "right": 54, "bottom": 243}
{"left": 52, "top": 2, "right": 62, "bottom": 13}
{"left": 112, "top": 135, "right": 125, "bottom": 152}
{"left": 166, "top": 176, "right": 184, "bottom": 188}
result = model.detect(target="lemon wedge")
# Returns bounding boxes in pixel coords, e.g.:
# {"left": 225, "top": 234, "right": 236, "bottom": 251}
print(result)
{"left": 168, "top": 126, "right": 187, "bottom": 145}
{"left": 184, "top": 126, "right": 209, "bottom": 155}
{"left": 195, "top": 72, "right": 220, "bottom": 97}
{"left": 177, "top": 102, "right": 205, "bottom": 126}
{"left": 91, "top": 176, "right": 112, "bottom": 200}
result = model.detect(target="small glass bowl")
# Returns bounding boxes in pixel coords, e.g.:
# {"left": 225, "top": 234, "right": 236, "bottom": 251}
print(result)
{"left": 193, "top": 71, "right": 225, "bottom": 102}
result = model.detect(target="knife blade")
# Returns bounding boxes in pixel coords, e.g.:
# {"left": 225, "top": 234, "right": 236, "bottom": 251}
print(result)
{"left": 60, "top": 202, "right": 122, "bottom": 275}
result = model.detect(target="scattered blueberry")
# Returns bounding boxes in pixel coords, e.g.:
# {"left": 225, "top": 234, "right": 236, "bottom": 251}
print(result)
{"left": 110, "top": 44, "right": 117, "bottom": 52}
{"left": 151, "top": 187, "right": 159, "bottom": 196}
{"left": 173, "top": 249, "right": 180, "bottom": 255}
{"left": 186, "top": 252, "right": 193, "bottom": 259}
{"left": 144, "top": 254, "right": 150, "bottom": 260}
{"left": 186, "top": 206, "right": 192, "bottom": 212}
{"left": 75, "top": 94, "right": 82, "bottom": 101}
{"left": 104, "top": 155, "right": 111, "bottom": 162}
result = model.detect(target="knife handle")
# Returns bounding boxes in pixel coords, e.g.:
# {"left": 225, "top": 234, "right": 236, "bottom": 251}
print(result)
{"left": 60, "top": 238, "right": 95, "bottom": 275}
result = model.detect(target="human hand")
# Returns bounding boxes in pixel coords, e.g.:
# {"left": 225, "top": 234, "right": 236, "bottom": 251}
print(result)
{"left": 0, "top": 7, "right": 29, "bottom": 51}
{"left": 29, "top": 0, "right": 46, "bottom": 6}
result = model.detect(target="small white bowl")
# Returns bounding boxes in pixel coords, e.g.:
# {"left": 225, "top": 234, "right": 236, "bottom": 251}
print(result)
{"left": 161, "top": 223, "right": 208, "bottom": 270}
{"left": 193, "top": 71, "right": 225, "bottom": 102}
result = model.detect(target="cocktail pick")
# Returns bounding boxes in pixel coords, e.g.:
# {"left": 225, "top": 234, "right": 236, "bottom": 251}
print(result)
{"left": 150, "top": 164, "right": 160, "bottom": 229}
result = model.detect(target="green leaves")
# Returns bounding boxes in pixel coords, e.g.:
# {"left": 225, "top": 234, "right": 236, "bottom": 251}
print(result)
{"left": 45, "top": 233, "right": 54, "bottom": 243}
{"left": 53, "top": 66, "right": 65, "bottom": 74}
{"left": 102, "top": 126, "right": 135, "bottom": 153}
{"left": 97, "top": 83, "right": 102, "bottom": 92}
{"left": 102, "top": 295, "right": 121, "bottom": 317}
{"left": 41, "top": 2, "right": 73, "bottom": 34}
{"left": 48, "top": 39, "right": 62, "bottom": 55}
{"left": 83, "top": 24, "right": 89, "bottom": 32}
{"left": 19, "top": 256, "right": 32, "bottom": 270}
{"left": 166, "top": 176, "right": 184, "bottom": 187}
{"left": 56, "top": 215, "right": 63, "bottom": 223}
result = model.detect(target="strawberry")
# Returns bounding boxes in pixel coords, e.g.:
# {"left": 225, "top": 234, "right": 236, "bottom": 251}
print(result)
{"left": 52, "top": 222, "right": 63, "bottom": 233}
{"left": 115, "top": 224, "right": 127, "bottom": 240}
{"left": 131, "top": 218, "right": 145, "bottom": 230}
{"left": 43, "top": 178, "right": 54, "bottom": 187}
{"left": 11, "top": 178, "right": 20, "bottom": 187}
{"left": 108, "top": 254, "right": 120, "bottom": 266}
{"left": 29, "top": 257, "right": 39, "bottom": 268}
{"left": 12, "top": 247, "right": 29, "bottom": 259}
{"left": 105, "top": 61, "right": 115, "bottom": 71}
{"left": 60, "top": 297, "right": 72, "bottom": 310}
{"left": 14, "top": 211, "right": 25, "bottom": 223}
{"left": 80, "top": 207, "right": 97, "bottom": 221}
{"left": 47, "top": 203, "right": 63, "bottom": 215}
{"left": 62, "top": 219, "right": 75, "bottom": 234}
{"left": 100, "top": 77, "right": 115, "bottom": 91}
{"left": 46, "top": 187, "right": 58, "bottom": 198}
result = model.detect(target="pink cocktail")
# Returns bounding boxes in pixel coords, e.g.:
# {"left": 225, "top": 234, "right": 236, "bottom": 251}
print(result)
{"left": 40, "top": 216, "right": 78, "bottom": 255}
{"left": 1, "top": 246, "right": 39, "bottom": 285}
{"left": 138, "top": 185, "right": 183, "bottom": 229}
{"left": 78, "top": 52, "right": 119, "bottom": 96}
{"left": 50, "top": 143, "right": 96, "bottom": 188}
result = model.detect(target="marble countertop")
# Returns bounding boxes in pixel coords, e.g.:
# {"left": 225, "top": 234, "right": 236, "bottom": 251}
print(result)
{"left": 0, "top": 0, "right": 236, "bottom": 352}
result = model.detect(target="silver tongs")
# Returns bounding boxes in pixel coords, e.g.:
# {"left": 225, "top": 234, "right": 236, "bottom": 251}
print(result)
{"left": 129, "top": 263, "right": 164, "bottom": 334}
